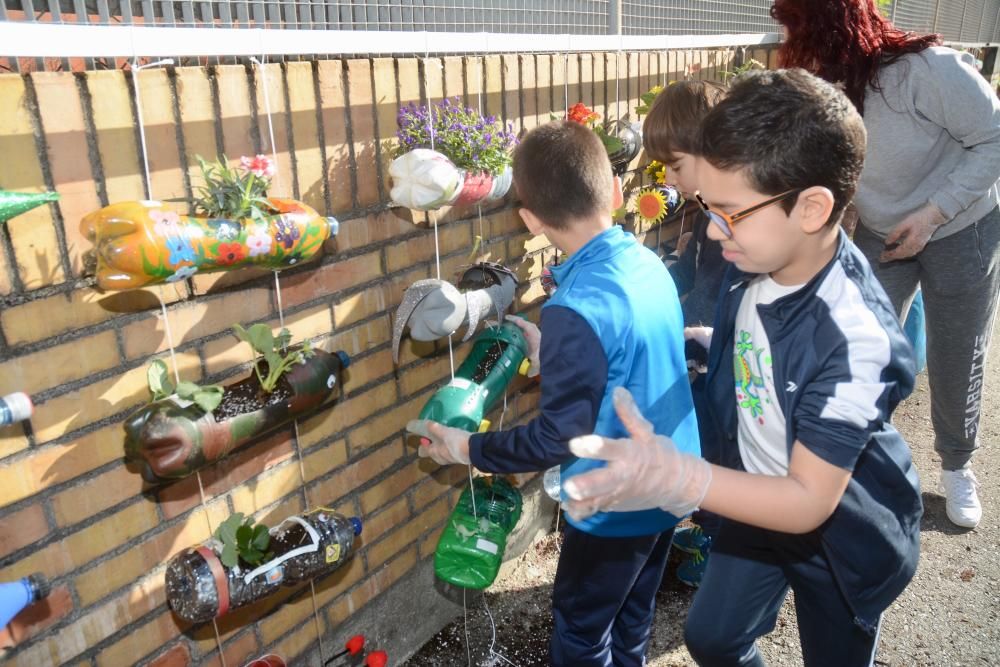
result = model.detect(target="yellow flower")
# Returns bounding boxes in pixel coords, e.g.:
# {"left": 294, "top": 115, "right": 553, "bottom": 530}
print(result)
{"left": 635, "top": 188, "right": 669, "bottom": 224}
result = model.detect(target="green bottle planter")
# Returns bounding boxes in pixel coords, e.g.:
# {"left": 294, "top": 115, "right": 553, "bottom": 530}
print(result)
{"left": 124, "top": 349, "right": 350, "bottom": 483}
{"left": 0, "top": 190, "right": 59, "bottom": 223}
{"left": 416, "top": 318, "right": 529, "bottom": 433}
{"left": 434, "top": 476, "right": 522, "bottom": 590}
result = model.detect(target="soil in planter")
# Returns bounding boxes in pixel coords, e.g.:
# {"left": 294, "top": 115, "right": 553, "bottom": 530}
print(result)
{"left": 458, "top": 265, "right": 502, "bottom": 291}
{"left": 212, "top": 371, "right": 294, "bottom": 421}
{"left": 471, "top": 342, "right": 508, "bottom": 385}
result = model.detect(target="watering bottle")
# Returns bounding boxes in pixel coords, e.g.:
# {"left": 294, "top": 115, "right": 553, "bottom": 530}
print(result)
{"left": 0, "top": 573, "right": 50, "bottom": 628}
{"left": 166, "top": 510, "right": 362, "bottom": 623}
{"left": 0, "top": 393, "right": 32, "bottom": 427}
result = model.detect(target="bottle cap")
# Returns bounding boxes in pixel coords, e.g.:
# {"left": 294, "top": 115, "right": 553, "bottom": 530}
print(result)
{"left": 336, "top": 351, "right": 351, "bottom": 369}
{"left": 2, "top": 392, "right": 32, "bottom": 423}
{"left": 26, "top": 573, "right": 50, "bottom": 602}
{"left": 349, "top": 517, "right": 363, "bottom": 536}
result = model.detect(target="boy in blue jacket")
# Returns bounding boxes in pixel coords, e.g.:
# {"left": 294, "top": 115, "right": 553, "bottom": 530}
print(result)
{"left": 410, "top": 120, "right": 700, "bottom": 666}
{"left": 561, "top": 69, "right": 922, "bottom": 666}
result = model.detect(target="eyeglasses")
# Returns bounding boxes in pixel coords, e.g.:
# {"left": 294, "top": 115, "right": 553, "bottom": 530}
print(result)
{"left": 694, "top": 189, "right": 802, "bottom": 238}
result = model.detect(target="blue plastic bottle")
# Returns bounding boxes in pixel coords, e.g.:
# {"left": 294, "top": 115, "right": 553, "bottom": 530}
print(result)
{"left": 0, "top": 574, "right": 49, "bottom": 628}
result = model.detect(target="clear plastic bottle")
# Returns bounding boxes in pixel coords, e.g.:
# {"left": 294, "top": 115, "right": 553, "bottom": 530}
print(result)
{"left": 0, "top": 392, "right": 32, "bottom": 426}
{"left": 543, "top": 465, "right": 562, "bottom": 501}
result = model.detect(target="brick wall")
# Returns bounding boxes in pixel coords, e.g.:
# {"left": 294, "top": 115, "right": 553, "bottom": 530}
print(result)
{"left": 0, "top": 45, "right": 768, "bottom": 665}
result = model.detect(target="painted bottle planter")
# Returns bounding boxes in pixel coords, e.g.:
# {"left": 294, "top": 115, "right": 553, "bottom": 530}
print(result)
{"left": 124, "top": 349, "right": 350, "bottom": 483}
{"left": 434, "top": 476, "right": 522, "bottom": 590}
{"left": 409, "top": 318, "right": 529, "bottom": 434}
{"left": 0, "top": 190, "right": 59, "bottom": 223}
{"left": 388, "top": 149, "right": 513, "bottom": 211}
{"left": 81, "top": 198, "right": 339, "bottom": 291}
{"left": 166, "top": 509, "right": 362, "bottom": 623}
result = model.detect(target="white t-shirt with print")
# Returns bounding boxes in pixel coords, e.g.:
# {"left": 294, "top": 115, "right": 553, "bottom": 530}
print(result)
{"left": 734, "top": 275, "right": 805, "bottom": 476}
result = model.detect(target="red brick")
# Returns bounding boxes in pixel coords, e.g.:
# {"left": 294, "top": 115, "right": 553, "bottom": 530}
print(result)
{"left": 146, "top": 643, "right": 191, "bottom": 667}
{"left": 0, "top": 503, "right": 49, "bottom": 559}
{"left": 278, "top": 250, "right": 383, "bottom": 309}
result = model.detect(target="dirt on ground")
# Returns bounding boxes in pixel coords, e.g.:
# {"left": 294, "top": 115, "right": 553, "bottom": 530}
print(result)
{"left": 404, "top": 339, "right": 1000, "bottom": 666}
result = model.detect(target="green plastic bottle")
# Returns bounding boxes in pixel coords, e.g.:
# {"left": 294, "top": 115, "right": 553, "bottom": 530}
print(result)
{"left": 417, "top": 318, "right": 530, "bottom": 433}
{"left": 434, "top": 476, "right": 523, "bottom": 589}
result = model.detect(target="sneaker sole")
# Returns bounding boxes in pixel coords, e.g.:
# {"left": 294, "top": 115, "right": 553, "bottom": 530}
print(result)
{"left": 945, "top": 506, "right": 981, "bottom": 529}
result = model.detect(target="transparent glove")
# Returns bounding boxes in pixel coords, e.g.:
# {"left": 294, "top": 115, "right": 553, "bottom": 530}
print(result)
{"left": 684, "top": 326, "right": 713, "bottom": 350}
{"left": 505, "top": 314, "right": 541, "bottom": 377}
{"left": 562, "top": 387, "right": 712, "bottom": 521}
{"left": 407, "top": 419, "right": 471, "bottom": 465}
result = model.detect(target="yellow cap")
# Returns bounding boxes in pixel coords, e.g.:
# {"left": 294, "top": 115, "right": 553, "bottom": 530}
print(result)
{"left": 517, "top": 358, "right": 532, "bottom": 376}
{"left": 477, "top": 419, "right": 491, "bottom": 433}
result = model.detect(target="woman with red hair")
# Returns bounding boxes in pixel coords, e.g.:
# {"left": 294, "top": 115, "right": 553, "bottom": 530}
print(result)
{"left": 773, "top": 0, "right": 1000, "bottom": 530}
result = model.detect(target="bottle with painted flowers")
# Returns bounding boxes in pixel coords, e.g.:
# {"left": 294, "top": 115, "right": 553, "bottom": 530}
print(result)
{"left": 81, "top": 154, "right": 339, "bottom": 291}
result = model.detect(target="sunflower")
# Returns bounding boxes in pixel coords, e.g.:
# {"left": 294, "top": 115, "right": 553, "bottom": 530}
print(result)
{"left": 636, "top": 188, "right": 669, "bottom": 224}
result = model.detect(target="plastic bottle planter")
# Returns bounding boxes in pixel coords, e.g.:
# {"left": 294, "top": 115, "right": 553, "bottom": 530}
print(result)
{"left": 0, "top": 190, "right": 59, "bottom": 223}
{"left": 607, "top": 120, "right": 642, "bottom": 176}
{"left": 392, "top": 262, "right": 518, "bottom": 363}
{"left": 389, "top": 149, "right": 513, "bottom": 211}
{"left": 413, "top": 319, "right": 528, "bottom": 433}
{"left": 81, "top": 198, "right": 338, "bottom": 290}
{"left": 0, "top": 392, "right": 33, "bottom": 427}
{"left": 124, "top": 349, "right": 350, "bottom": 483}
{"left": 166, "top": 509, "right": 362, "bottom": 624}
{"left": 434, "top": 476, "right": 522, "bottom": 590}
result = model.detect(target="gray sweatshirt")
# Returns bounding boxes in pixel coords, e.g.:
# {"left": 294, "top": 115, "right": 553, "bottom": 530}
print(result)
{"left": 855, "top": 47, "right": 1000, "bottom": 240}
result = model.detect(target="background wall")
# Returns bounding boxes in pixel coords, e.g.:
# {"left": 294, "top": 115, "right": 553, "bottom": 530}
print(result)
{"left": 0, "top": 45, "right": 759, "bottom": 665}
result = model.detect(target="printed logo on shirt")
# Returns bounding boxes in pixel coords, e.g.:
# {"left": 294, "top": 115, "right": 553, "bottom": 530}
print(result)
{"left": 786, "top": 381, "right": 798, "bottom": 393}
{"left": 734, "top": 329, "right": 773, "bottom": 425}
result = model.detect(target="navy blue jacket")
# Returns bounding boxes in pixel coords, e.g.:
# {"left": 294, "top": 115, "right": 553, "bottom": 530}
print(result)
{"left": 668, "top": 208, "right": 727, "bottom": 326}
{"left": 470, "top": 226, "right": 699, "bottom": 537}
{"left": 705, "top": 230, "right": 922, "bottom": 633}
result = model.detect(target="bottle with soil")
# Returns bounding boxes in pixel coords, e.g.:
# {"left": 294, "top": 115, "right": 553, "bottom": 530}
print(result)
{"left": 166, "top": 510, "right": 362, "bottom": 624}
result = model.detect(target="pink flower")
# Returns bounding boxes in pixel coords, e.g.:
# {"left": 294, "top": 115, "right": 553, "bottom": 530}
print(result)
{"left": 150, "top": 209, "right": 182, "bottom": 237}
{"left": 240, "top": 154, "right": 276, "bottom": 179}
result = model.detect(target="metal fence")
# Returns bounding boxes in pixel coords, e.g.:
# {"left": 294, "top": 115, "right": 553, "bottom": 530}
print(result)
{"left": 2, "top": 0, "right": 998, "bottom": 41}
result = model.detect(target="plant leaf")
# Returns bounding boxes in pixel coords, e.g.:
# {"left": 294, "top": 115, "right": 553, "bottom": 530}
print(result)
{"left": 147, "top": 359, "right": 174, "bottom": 400}
{"left": 236, "top": 524, "right": 254, "bottom": 549}
{"left": 232, "top": 323, "right": 252, "bottom": 345}
{"left": 275, "top": 328, "right": 292, "bottom": 351}
{"left": 220, "top": 543, "right": 238, "bottom": 568}
{"left": 193, "top": 386, "right": 224, "bottom": 413}
{"left": 247, "top": 324, "right": 275, "bottom": 355}
{"left": 251, "top": 524, "right": 270, "bottom": 551}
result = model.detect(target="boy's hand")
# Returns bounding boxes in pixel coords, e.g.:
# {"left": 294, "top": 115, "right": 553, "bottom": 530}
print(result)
{"left": 505, "top": 315, "right": 541, "bottom": 377}
{"left": 684, "top": 326, "right": 713, "bottom": 350}
{"left": 562, "top": 387, "right": 712, "bottom": 520}
{"left": 880, "top": 202, "right": 947, "bottom": 262}
{"left": 675, "top": 231, "right": 694, "bottom": 257}
{"left": 407, "top": 419, "right": 472, "bottom": 465}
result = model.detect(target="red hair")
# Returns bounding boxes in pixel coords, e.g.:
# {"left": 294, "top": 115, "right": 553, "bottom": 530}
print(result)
{"left": 771, "top": 0, "right": 940, "bottom": 113}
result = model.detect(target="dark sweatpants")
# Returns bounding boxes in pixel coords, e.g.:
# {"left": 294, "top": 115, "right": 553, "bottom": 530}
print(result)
{"left": 550, "top": 524, "right": 674, "bottom": 667}
{"left": 854, "top": 209, "right": 1000, "bottom": 470}
{"left": 685, "top": 520, "right": 880, "bottom": 667}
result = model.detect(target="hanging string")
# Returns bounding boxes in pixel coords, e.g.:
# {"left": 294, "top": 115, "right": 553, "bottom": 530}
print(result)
{"left": 130, "top": 58, "right": 175, "bottom": 200}
{"left": 250, "top": 56, "right": 281, "bottom": 194}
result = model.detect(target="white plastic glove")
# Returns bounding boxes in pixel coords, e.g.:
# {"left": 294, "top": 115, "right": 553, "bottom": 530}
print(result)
{"left": 880, "top": 202, "right": 947, "bottom": 262}
{"left": 505, "top": 314, "right": 541, "bottom": 377}
{"left": 684, "top": 326, "right": 713, "bottom": 350}
{"left": 407, "top": 419, "right": 472, "bottom": 465}
{"left": 562, "top": 387, "right": 712, "bottom": 521}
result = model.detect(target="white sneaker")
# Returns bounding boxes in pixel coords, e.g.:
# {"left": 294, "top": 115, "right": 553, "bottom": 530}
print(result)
{"left": 939, "top": 468, "right": 982, "bottom": 528}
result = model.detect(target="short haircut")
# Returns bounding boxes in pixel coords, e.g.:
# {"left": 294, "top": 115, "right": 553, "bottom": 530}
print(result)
{"left": 513, "top": 121, "right": 613, "bottom": 230}
{"left": 699, "top": 69, "right": 866, "bottom": 225}
{"left": 643, "top": 80, "right": 727, "bottom": 163}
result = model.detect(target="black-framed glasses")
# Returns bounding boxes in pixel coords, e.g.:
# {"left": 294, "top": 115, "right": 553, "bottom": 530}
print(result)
{"left": 694, "top": 189, "right": 802, "bottom": 238}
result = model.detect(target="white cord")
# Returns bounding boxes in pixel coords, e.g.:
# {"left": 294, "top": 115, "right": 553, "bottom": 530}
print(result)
{"left": 250, "top": 56, "right": 281, "bottom": 194}
{"left": 130, "top": 58, "right": 175, "bottom": 200}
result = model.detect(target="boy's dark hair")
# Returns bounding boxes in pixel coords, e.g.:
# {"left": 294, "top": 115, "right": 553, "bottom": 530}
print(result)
{"left": 700, "top": 69, "right": 866, "bottom": 225}
{"left": 513, "top": 121, "right": 613, "bottom": 230}
{"left": 643, "top": 80, "right": 727, "bottom": 163}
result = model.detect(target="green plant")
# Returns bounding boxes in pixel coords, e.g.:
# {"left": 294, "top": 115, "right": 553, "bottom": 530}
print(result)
{"left": 635, "top": 84, "right": 666, "bottom": 117}
{"left": 146, "top": 359, "right": 224, "bottom": 413}
{"left": 232, "top": 323, "right": 314, "bottom": 393}
{"left": 721, "top": 57, "right": 766, "bottom": 84}
{"left": 215, "top": 512, "right": 270, "bottom": 568}
{"left": 395, "top": 99, "right": 518, "bottom": 176}
{"left": 563, "top": 102, "right": 625, "bottom": 156}
{"left": 193, "top": 154, "right": 275, "bottom": 223}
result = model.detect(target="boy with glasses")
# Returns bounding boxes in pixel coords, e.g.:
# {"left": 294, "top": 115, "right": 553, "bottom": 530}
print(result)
{"left": 561, "top": 69, "right": 922, "bottom": 666}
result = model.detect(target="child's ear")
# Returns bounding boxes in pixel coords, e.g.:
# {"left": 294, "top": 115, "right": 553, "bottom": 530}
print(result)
{"left": 611, "top": 175, "right": 624, "bottom": 211}
{"left": 518, "top": 207, "right": 545, "bottom": 236}
{"left": 796, "top": 186, "right": 836, "bottom": 234}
